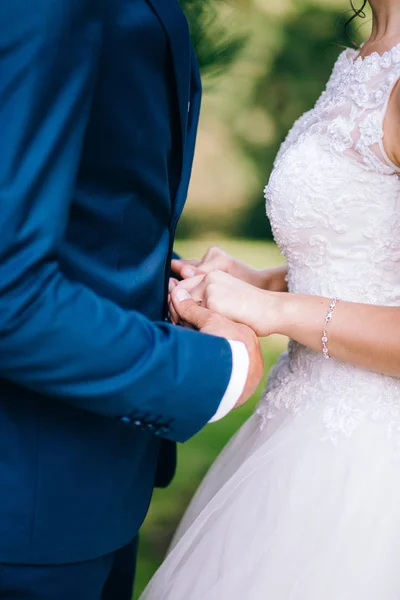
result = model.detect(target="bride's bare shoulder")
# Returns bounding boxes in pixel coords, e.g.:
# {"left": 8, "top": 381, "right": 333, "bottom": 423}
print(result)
{"left": 383, "top": 79, "right": 400, "bottom": 169}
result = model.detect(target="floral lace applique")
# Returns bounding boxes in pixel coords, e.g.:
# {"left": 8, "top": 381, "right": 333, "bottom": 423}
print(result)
{"left": 274, "top": 43, "right": 400, "bottom": 175}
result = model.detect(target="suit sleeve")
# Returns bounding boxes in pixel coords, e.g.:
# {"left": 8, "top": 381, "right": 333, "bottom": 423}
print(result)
{"left": 0, "top": 2, "right": 233, "bottom": 443}
{"left": 170, "top": 251, "right": 181, "bottom": 280}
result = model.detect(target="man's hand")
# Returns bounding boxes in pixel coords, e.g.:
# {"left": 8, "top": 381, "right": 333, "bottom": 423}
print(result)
{"left": 169, "top": 288, "right": 264, "bottom": 409}
{"left": 169, "top": 277, "right": 179, "bottom": 293}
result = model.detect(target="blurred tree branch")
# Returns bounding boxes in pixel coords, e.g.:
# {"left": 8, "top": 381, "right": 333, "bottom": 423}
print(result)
{"left": 180, "top": 0, "right": 247, "bottom": 80}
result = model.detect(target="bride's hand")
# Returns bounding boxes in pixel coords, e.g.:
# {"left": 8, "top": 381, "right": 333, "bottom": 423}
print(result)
{"left": 170, "top": 270, "right": 282, "bottom": 338}
{"left": 171, "top": 246, "right": 288, "bottom": 292}
{"left": 172, "top": 246, "right": 257, "bottom": 285}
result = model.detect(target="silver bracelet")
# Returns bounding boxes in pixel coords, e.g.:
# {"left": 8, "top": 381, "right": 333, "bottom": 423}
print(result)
{"left": 322, "top": 298, "right": 340, "bottom": 359}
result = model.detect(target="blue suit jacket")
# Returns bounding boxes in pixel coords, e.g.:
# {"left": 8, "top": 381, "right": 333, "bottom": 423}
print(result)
{"left": 0, "top": 0, "right": 233, "bottom": 564}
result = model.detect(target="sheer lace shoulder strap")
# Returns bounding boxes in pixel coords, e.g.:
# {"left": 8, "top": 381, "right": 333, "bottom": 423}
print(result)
{"left": 321, "top": 43, "right": 400, "bottom": 175}
{"left": 351, "top": 44, "right": 400, "bottom": 173}
{"left": 273, "top": 45, "right": 400, "bottom": 175}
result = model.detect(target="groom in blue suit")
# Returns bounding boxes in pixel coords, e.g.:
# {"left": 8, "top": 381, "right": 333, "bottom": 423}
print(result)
{"left": 0, "top": 1, "right": 263, "bottom": 598}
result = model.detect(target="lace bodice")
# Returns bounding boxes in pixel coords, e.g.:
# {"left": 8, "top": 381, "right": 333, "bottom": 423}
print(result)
{"left": 258, "top": 43, "right": 400, "bottom": 443}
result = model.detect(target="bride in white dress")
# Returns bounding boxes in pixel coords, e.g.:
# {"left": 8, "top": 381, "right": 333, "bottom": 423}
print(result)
{"left": 141, "top": 2, "right": 400, "bottom": 598}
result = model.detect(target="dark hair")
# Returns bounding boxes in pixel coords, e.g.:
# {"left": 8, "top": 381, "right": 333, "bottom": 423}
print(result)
{"left": 345, "top": 0, "right": 367, "bottom": 41}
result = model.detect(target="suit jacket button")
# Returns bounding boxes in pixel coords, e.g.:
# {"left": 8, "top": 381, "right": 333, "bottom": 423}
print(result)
{"left": 120, "top": 416, "right": 132, "bottom": 424}
{"left": 157, "top": 426, "right": 170, "bottom": 436}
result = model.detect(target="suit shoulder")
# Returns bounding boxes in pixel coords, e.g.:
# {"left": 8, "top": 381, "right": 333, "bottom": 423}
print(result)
{"left": 0, "top": 0, "right": 101, "bottom": 47}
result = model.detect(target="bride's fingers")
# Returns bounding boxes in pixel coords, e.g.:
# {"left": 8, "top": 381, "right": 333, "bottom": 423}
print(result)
{"left": 181, "top": 258, "right": 228, "bottom": 279}
{"left": 177, "top": 259, "right": 219, "bottom": 279}
{"left": 176, "top": 281, "right": 207, "bottom": 305}
{"left": 171, "top": 259, "right": 201, "bottom": 278}
{"left": 174, "top": 274, "right": 205, "bottom": 292}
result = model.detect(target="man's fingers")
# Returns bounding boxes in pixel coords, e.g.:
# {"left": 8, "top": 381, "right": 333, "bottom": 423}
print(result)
{"left": 168, "top": 277, "right": 179, "bottom": 293}
{"left": 171, "top": 288, "right": 213, "bottom": 330}
{"left": 175, "top": 276, "right": 207, "bottom": 304}
{"left": 168, "top": 296, "right": 180, "bottom": 325}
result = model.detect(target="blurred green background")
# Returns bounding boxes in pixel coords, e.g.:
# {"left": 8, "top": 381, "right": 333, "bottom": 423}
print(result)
{"left": 134, "top": 0, "right": 368, "bottom": 596}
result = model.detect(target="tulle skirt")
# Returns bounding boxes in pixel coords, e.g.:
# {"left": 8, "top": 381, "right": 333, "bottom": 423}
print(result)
{"left": 140, "top": 404, "right": 400, "bottom": 599}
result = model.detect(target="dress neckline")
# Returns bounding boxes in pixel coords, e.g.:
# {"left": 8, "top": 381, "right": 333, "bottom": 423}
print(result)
{"left": 346, "top": 41, "right": 400, "bottom": 66}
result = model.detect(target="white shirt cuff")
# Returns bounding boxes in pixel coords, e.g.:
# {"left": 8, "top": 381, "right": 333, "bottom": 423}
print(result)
{"left": 208, "top": 340, "right": 250, "bottom": 423}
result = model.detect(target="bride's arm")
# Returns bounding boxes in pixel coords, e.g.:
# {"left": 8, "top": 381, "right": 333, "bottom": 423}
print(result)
{"left": 276, "top": 293, "right": 400, "bottom": 377}
{"left": 171, "top": 246, "right": 288, "bottom": 292}
{"left": 171, "top": 271, "right": 400, "bottom": 378}
{"left": 254, "top": 266, "right": 288, "bottom": 292}
{"left": 228, "top": 264, "right": 288, "bottom": 292}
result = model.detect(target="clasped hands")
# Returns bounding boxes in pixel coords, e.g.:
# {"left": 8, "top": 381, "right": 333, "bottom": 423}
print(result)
{"left": 168, "top": 247, "right": 284, "bottom": 409}
{"left": 169, "top": 246, "right": 281, "bottom": 338}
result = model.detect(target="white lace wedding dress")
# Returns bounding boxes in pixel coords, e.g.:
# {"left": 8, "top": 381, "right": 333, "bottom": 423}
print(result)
{"left": 141, "top": 44, "right": 400, "bottom": 599}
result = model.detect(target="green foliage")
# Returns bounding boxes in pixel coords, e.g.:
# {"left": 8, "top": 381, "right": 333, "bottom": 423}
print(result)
{"left": 180, "top": 0, "right": 247, "bottom": 80}
{"left": 176, "top": 1, "right": 368, "bottom": 241}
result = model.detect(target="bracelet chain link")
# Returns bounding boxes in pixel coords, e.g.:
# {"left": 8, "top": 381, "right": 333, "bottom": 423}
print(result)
{"left": 322, "top": 297, "right": 340, "bottom": 359}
